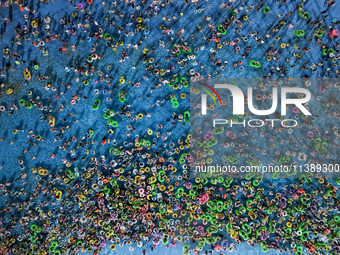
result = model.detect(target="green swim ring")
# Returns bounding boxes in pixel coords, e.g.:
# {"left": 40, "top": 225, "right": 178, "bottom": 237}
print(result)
{"left": 92, "top": 99, "right": 101, "bottom": 110}
{"left": 184, "top": 111, "right": 190, "bottom": 122}
{"left": 263, "top": 6, "right": 270, "bottom": 14}
{"left": 26, "top": 102, "right": 33, "bottom": 109}
{"left": 19, "top": 99, "right": 26, "bottom": 106}
{"left": 295, "top": 30, "right": 305, "bottom": 37}
{"left": 119, "top": 91, "right": 126, "bottom": 102}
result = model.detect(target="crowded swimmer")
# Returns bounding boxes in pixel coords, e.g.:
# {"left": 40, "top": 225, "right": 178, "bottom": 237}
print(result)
{"left": 0, "top": 0, "right": 339, "bottom": 254}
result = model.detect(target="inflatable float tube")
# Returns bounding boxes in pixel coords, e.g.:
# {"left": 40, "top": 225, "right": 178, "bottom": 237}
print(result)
{"left": 184, "top": 111, "right": 190, "bottom": 122}
{"left": 92, "top": 99, "right": 101, "bottom": 110}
